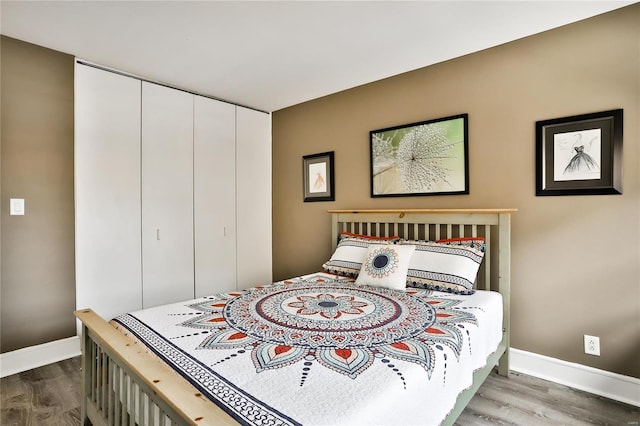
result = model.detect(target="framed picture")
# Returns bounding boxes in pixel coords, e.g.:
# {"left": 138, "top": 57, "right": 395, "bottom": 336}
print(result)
{"left": 303, "top": 151, "right": 335, "bottom": 202}
{"left": 370, "top": 114, "right": 468, "bottom": 197}
{"left": 536, "top": 109, "right": 623, "bottom": 196}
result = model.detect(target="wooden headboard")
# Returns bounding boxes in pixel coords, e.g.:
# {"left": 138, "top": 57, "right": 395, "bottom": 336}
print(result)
{"left": 329, "top": 209, "right": 515, "bottom": 292}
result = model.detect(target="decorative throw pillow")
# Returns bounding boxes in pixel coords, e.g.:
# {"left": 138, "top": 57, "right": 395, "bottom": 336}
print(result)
{"left": 400, "top": 238, "right": 485, "bottom": 294}
{"left": 322, "top": 233, "right": 400, "bottom": 278}
{"left": 355, "top": 244, "right": 416, "bottom": 290}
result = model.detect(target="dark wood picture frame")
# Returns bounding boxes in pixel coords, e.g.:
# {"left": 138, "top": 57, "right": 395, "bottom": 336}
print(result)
{"left": 303, "top": 151, "right": 335, "bottom": 202}
{"left": 370, "top": 114, "right": 469, "bottom": 197}
{"left": 536, "top": 109, "right": 623, "bottom": 196}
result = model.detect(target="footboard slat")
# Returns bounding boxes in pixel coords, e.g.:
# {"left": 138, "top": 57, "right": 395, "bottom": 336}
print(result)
{"left": 129, "top": 381, "right": 136, "bottom": 426}
{"left": 90, "top": 339, "right": 97, "bottom": 408}
{"left": 115, "top": 363, "right": 123, "bottom": 425}
{"left": 107, "top": 357, "right": 114, "bottom": 425}
{"left": 101, "top": 349, "right": 108, "bottom": 416}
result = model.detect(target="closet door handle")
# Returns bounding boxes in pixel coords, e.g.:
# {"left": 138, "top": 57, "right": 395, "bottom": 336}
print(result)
{"left": 156, "top": 229, "right": 160, "bottom": 240}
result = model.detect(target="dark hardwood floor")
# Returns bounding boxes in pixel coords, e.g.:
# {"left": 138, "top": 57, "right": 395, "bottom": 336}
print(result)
{"left": 1, "top": 356, "right": 638, "bottom": 425}
{"left": 1, "top": 357, "right": 81, "bottom": 426}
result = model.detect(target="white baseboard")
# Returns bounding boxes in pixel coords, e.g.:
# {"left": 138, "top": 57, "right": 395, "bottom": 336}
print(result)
{"left": 510, "top": 347, "right": 640, "bottom": 407}
{"left": 1, "top": 338, "right": 638, "bottom": 407}
{"left": 0, "top": 335, "right": 81, "bottom": 378}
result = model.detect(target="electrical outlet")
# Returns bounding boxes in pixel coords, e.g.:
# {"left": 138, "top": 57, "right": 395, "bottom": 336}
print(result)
{"left": 584, "top": 335, "right": 600, "bottom": 356}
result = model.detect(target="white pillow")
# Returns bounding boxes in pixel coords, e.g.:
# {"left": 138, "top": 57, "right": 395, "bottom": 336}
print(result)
{"left": 400, "top": 238, "right": 485, "bottom": 294}
{"left": 355, "top": 244, "right": 416, "bottom": 290}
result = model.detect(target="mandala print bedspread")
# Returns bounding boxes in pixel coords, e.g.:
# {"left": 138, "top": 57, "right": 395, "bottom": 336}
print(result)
{"left": 112, "top": 273, "right": 503, "bottom": 426}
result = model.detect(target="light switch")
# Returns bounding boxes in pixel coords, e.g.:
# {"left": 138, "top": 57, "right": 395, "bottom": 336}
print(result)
{"left": 10, "top": 198, "right": 25, "bottom": 215}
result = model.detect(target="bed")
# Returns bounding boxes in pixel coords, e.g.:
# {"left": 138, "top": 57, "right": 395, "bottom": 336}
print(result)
{"left": 75, "top": 208, "right": 515, "bottom": 426}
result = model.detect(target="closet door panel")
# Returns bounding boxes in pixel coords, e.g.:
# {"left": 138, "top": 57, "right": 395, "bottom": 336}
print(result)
{"left": 194, "top": 96, "right": 237, "bottom": 296}
{"left": 141, "top": 82, "right": 194, "bottom": 308}
{"left": 236, "top": 107, "right": 272, "bottom": 288}
{"left": 75, "top": 64, "right": 142, "bottom": 320}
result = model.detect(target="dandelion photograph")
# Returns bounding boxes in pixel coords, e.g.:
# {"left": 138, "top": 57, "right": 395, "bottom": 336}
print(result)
{"left": 370, "top": 114, "right": 469, "bottom": 197}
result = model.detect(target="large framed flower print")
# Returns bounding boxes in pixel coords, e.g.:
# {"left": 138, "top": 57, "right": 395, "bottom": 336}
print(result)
{"left": 370, "top": 114, "right": 469, "bottom": 197}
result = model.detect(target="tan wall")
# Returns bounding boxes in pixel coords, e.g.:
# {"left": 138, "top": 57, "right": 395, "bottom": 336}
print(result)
{"left": 1, "top": 36, "right": 76, "bottom": 352}
{"left": 272, "top": 5, "right": 640, "bottom": 378}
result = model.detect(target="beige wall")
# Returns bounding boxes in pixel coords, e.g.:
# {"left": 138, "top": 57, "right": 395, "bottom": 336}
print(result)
{"left": 1, "top": 36, "right": 76, "bottom": 352}
{"left": 272, "top": 5, "right": 640, "bottom": 378}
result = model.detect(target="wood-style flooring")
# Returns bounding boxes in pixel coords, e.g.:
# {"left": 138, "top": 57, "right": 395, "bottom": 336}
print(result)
{"left": 455, "top": 370, "right": 639, "bottom": 426}
{"left": 1, "top": 357, "right": 81, "bottom": 426}
{"left": 1, "top": 356, "right": 638, "bottom": 425}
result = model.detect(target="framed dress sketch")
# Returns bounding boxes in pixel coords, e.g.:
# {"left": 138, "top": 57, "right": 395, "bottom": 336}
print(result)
{"left": 536, "top": 109, "right": 623, "bottom": 196}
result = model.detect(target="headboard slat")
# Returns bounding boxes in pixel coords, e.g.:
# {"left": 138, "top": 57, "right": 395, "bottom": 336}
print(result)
{"left": 484, "top": 225, "right": 491, "bottom": 291}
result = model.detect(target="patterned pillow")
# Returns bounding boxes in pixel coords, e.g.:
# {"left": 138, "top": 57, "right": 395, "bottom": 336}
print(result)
{"left": 355, "top": 244, "right": 416, "bottom": 290}
{"left": 400, "top": 238, "right": 486, "bottom": 294}
{"left": 322, "top": 233, "right": 400, "bottom": 278}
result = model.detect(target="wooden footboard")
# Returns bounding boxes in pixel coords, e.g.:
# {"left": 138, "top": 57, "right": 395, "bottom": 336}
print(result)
{"left": 74, "top": 309, "right": 238, "bottom": 426}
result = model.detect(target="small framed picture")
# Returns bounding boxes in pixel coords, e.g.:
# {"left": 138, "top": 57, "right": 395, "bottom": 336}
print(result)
{"left": 536, "top": 109, "right": 623, "bottom": 196}
{"left": 370, "top": 114, "right": 469, "bottom": 197}
{"left": 303, "top": 151, "right": 334, "bottom": 202}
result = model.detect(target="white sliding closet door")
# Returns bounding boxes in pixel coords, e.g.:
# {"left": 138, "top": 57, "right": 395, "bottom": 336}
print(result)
{"left": 75, "top": 63, "right": 142, "bottom": 321}
{"left": 194, "top": 96, "right": 237, "bottom": 296}
{"left": 236, "top": 107, "right": 272, "bottom": 288}
{"left": 141, "top": 82, "right": 194, "bottom": 308}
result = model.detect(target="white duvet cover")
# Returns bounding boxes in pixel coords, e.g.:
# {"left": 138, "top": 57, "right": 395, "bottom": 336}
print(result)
{"left": 112, "top": 273, "right": 503, "bottom": 426}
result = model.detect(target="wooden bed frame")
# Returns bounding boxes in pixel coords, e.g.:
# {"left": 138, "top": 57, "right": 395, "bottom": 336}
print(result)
{"left": 75, "top": 208, "right": 515, "bottom": 426}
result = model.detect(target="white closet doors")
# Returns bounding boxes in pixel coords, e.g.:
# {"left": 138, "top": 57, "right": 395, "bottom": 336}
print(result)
{"left": 194, "top": 96, "right": 237, "bottom": 296}
{"left": 236, "top": 106, "right": 273, "bottom": 288}
{"left": 75, "top": 64, "right": 142, "bottom": 320}
{"left": 141, "top": 82, "right": 194, "bottom": 308}
{"left": 76, "top": 64, "right": 273, "bottom": 315}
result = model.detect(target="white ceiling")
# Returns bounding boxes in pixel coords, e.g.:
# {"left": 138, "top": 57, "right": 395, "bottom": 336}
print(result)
{"left": 1, "top": 1, "right": 635, "bottom": 112}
